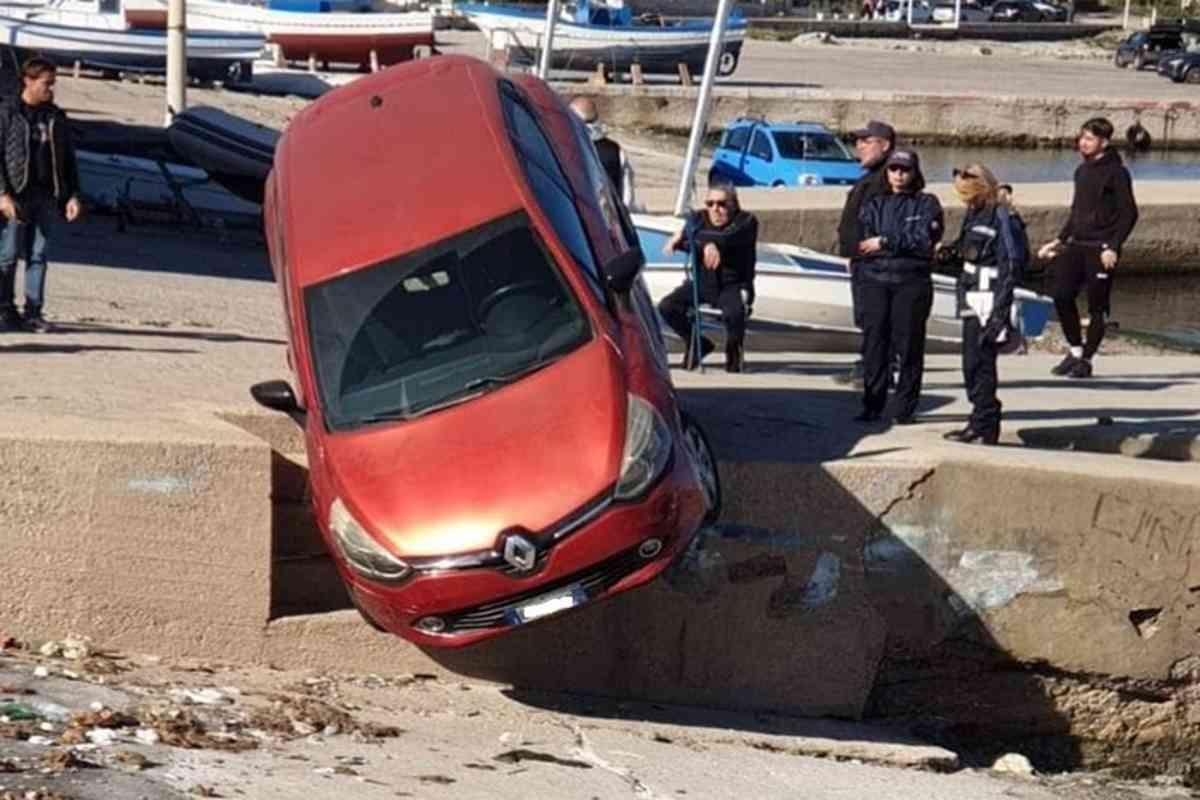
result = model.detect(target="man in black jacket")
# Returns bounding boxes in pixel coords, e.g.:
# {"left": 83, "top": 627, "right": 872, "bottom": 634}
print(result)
{"left": 1037, "top": 117, "right": 1138, "bottom": 379}
{"left": 658, "top": 183, "right": 758, "bottom": 372}
{"left": 0, "top": 57, "right": 82, "bottom": 333}
{"left": 834, "top": 119, "right": 895, "bottom": 385}
{"left": 568, "top": 96, "right": 635, "bottom": 210}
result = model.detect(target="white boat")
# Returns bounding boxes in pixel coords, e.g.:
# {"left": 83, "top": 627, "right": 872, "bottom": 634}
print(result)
{"left": 0, "top": 0, "right": 264, "bottom": 82}
{"left": 167, "top": 105, "right": 278, "bottom": 202}
{"left": 633, "top": 213, "right": 1054, "bottom": 346}
{"left": 459, "top": 0, "right": 747, "bottom": 76}
{"left": 124, "top": 0, "right": 434, "bottom": 67}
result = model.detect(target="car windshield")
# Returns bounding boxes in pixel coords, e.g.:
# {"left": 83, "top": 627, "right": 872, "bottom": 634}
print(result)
{"left": 772, "top": 131, "right": 855, "bottom": 162}
{"left": 304, "top": 213, "right": 592, "bottom": 431}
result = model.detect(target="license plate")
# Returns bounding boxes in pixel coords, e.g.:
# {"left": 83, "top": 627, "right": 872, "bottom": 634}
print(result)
{"left": 513, "top": 584, "right": 586, "bottom": 624}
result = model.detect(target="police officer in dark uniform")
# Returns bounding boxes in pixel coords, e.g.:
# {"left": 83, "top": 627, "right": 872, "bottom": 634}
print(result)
{"left": 835, "top": 120, "right": 895, "bottom": 385}
{"left": 941, "top": 164, "right": 1027, "bottom": 445}
{"left": 854, "top": 149, "right": 943, "bottom": 424}
{"left": 569, "top": 96, "right": 636, "bottom": 208}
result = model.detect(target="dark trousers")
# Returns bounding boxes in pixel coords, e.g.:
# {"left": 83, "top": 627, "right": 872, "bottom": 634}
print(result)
{"left": 1052, "top": 244, "right": 1112, "bottom": 360}
{"left": 962, "top": 316, "right": 1001, "bottom": 434}
{"left": 658, "top": 282, "right": 747, "bottom": 348}
{"left": 859, "top": 278, "right": 933, "bottom": 418}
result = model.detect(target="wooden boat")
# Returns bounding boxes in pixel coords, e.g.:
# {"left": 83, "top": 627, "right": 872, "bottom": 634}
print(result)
{"left": 459, "top": 0, "right": 746, "bottom": 76}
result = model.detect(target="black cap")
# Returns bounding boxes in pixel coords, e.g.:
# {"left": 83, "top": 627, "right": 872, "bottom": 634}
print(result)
{"left": 885, "top": 149, "right": 920, "bottom": 171}
{"left": 850, "top": 120, "right": 896, "bottom": 143}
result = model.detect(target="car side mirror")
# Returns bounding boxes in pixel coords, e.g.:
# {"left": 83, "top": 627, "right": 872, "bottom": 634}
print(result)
{"left": 251, "top": 380, "right": 300, "bottom": 414}
{"left": 603, "top": 246, "right": 645, "bottom": 295}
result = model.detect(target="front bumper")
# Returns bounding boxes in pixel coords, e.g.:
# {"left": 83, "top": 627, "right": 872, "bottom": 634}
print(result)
{"left": 344, "top": 443, "right": 708, "bottom": 648}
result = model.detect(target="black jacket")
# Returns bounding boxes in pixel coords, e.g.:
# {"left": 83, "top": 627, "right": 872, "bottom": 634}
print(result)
{"left": 837, "top": 161, "right": 888, "bottom": 260}
{"left": 0, "top": 98, "right": 80, "bottom": 203}
{"left": 675, "top": 209, "right": 758, "bottom": 300}
{"left": 1058, "top": 148, "right": 1138, "bottom": 252}
{"left": 954, "top": 204, "right": 1026, "bottom": 326}
{"left": 856, "top": 190, "right": 944, "bottom": 284}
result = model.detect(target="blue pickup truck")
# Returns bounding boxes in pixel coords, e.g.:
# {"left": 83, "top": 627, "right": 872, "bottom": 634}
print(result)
{"left": 708, "top": 119, "right": 864, "bottom": 189}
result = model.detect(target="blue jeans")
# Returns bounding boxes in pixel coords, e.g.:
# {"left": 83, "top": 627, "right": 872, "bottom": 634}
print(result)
{"left": 0, "top": 191, "right": 58, "bottom": 313}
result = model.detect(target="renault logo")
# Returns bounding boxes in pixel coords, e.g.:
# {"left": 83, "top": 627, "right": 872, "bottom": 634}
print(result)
{"left": 502, "top": 534, "right": 537, "bottom": 573}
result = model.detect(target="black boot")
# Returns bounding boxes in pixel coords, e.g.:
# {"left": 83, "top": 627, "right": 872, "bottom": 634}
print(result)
{"left": 943, "top": 426, "right": 999, "bottom": 445}
{"left": 682, "top": 337, "right": 715, "bottom": 371}
{"left": 725, "top": 341, "right": 744, "bottom": 373}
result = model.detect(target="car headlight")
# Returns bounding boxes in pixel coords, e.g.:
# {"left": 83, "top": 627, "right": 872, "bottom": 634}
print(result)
{"left": 798, "top": 173, "right": 823, "bottom": 186}
{"left": 614, "top": 395, "right": 673, "bottom": 501}
{"left": 328, "top": 497, "right": 412, "bottom": 582}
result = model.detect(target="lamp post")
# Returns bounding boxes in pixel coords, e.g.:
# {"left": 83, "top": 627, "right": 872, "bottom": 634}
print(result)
{"left": 166, "top": 0, "right": 187, "bottom": 125}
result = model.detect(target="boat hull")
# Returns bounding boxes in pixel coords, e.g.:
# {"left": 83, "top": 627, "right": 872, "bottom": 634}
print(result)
{"left": 460, "top": 4, "right": 745, "bottom": 75}
{"left": 167, "top": 106, "right": 278, "bottom": 203}
{"left": 633, "top": 215, "right": 1054, "bottom": 349}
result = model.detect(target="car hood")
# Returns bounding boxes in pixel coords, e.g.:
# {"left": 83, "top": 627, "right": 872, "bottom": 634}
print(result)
{"left": 324, "top": 338, "right": 627, "bottom": 558}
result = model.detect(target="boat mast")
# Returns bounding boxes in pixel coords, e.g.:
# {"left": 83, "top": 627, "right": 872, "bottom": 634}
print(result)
{"left": 166, "top": 0, "right": 188, "bottom": 125}
{"left": 671, "top": 0, "right": 734, "bottom": 217}
{"left": 538, "top": 0, "right": 562, "bottom": 78}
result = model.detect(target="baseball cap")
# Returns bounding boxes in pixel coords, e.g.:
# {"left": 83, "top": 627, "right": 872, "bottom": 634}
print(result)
{"left": 850, "top": 120, "right": 896, "bottom": 143}
{"left": 885, "top": 149, "right": 920, "bottom": 171}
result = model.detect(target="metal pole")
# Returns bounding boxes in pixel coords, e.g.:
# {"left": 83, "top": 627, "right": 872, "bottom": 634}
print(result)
{"left": 906, "top": 0, "right": 914, "bottom": 25}
{"left": 671, "top": 0, "right": 735, "bottom": 217}
{"left": 166, "top": 0, "right": 187, "bottom": 125}
{"left": 1122, "top": 0, "right": 1130, "bottom": 28}
{"left": 953, "top": 0, "right": 961, "bottom": 28}
{"left": 537, "top": 0, "right": 561, "bottom": 79}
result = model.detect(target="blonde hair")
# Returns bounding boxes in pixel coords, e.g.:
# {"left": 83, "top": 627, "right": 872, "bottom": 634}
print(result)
{"left": 953, "top": 163, "right": 1007, "bottom": 210}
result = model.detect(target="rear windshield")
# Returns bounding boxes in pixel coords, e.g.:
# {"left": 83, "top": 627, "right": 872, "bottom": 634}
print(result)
{"left": 772, "top": 132, "right": 855, "bottom": 162}
{"left": 304, "top": 213, "right": 591, "bottom": 431}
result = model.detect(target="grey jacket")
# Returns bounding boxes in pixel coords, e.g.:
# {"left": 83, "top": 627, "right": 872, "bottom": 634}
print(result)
{"left": 0, "top": 98, "right": 80, "bottom": 202}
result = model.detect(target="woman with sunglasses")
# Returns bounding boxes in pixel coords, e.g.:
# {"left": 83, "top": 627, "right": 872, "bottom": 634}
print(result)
{"left": 853, "top": 149, "right": 943, "bottom": 425}
{"left": 941, "top": 164, "right": 1028, "bottom": 445}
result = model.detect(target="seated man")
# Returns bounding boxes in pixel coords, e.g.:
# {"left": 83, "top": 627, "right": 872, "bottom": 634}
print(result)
{"left": 657, "top": 183, "right": 758, "bottom": 373}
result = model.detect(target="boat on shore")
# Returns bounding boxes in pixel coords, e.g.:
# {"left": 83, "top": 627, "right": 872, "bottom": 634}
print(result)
{"left": 634, "top": 213, "right": 1053, "bottom": 346}
{"left": 167, "top": 105, "right": 278, "bottom": 203}
{"left": 123, "top": 0, "right": 434, "bottom": 67}
{"left": 458, "top": 0, "right": 746, "bottom": 76}
{"left": 0, "top": 0, "right": 263, "bottom": 81}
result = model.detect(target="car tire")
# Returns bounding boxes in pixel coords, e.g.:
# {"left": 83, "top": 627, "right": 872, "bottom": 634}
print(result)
{"left": 680, "top": 411, "right": 721, "bottom": 524}
{"left": 1134, "top": 51, "right": 1146, "bottom": 70}
{"left": 1114, "top": 53, "right": 1129, "bottom": 68}
{"left": 1186, "top": 66, "right": 1200, "bottom": 84}
{"left": 771, "top": 180, "right": 786, "bottom": 188}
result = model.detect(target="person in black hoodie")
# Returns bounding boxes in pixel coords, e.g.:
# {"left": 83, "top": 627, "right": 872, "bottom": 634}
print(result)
{"left": 942, "top": 163, "right": 1027, "bottom": 446}
{"left": 834, "top": 119, "right": 895, "bottom": 386}
{"left": 1037, "top": 117, "right": 1138, "bottom": 379}
{"left": 659, "top": 182, "right": 758, "bottom": 372}
{"left": 854, "top": 149, "right": 943, "bottom": 424}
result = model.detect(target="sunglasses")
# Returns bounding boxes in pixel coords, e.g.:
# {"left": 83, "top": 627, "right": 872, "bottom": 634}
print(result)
{"left": 705, "top": 199, "right": 732, "bottom": 209}
{"left": 886, "top": 165, "right": 912, "bottom": 173}
{"left": 952, "top": 168, "right": 980, "bottom": 180}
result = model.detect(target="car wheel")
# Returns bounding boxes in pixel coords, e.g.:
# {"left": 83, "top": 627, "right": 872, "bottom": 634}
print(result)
{"left": 771, "top": 180, "right": 786, "bottom": 188}
{"left": 1186, "top": 66, "right": 1200, "bottom": 84}
{"left": 1134, "top": 51, "right": 1146, "bottom": 70}
{"left": 1114, "top": 53, "right": 1129, "bottom": 68}
{"left": 680, "top": 411, "right": 721, "bottom": 523}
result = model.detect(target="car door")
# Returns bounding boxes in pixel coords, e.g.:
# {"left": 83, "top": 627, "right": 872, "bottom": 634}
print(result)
{"left": 745, "top": 129, "right": 776, "bottom": 186}
{"left": 715, "top": 125, "right": 752, "bottom": 186}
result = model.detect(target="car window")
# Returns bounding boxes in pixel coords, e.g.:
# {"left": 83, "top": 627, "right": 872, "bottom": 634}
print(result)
{"left": 500, "top": 87, "right": 605, "bottom": 301}
{"left": 724, "top": 126, "right": 750, "bottom": 152}
{"left": 566, "top": 113, "right": 632, "bottom": 253}
{"left": 750, "top": 131, "right": 773, "bottom": 161}
{"left": 304, "top": 213, "right": 591, "bottom": 432}
{"left": 773, "top": 131, "right": 855, "bottom": 162}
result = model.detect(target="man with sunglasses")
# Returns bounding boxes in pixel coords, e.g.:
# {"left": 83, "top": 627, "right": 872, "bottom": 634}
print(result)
{"left": 1037, "top": 117, "right": 1138, "bottom": 379}
{"left": 835, "top": 119, "right": 896, "bottom": 387}
{"left": 659, "top": 183, "right": 758, "bottom": 372}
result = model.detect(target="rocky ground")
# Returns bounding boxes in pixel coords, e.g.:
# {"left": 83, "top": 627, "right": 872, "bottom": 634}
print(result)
{"left": 1, "top": 634, "right": 1196, "bottom": 800}
{"left": 789, "top": 28, "right": 1127, "bottom": 61}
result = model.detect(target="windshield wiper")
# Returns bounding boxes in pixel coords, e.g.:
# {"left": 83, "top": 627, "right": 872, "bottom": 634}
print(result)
{"left": 355, "top": 390, "right": 485, "bottom": 425}
{"left": 462, "top": 355, "right": 564, "bottom": 392}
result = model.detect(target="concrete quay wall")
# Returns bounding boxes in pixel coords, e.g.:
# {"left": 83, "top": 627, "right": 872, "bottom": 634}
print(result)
{"left": 3, "top": 415, "right": 1200, "bottom": 763}
{"left": 581, "top": 85, "right": 1200, "bottom": 150}
{"left": 641, "top": 181, "right": 1200, "bottom": 272}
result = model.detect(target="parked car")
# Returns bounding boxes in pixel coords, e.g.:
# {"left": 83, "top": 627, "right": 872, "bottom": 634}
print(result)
{"left": 1115, "top": 26, "right": 1186, "bottom": 69}
{"left": 1030, "top": 0, "right": 1068, "bottom": 20}
{"left": 254, "top": 55, "right": 721, "bottom": 648}
{"left": 881, "top": 0, "right": 934, "bottom": 21}
{"left": 709, "top": 118, "right": 863, "bottom": 188}
{"left": 989, "top": 0, "right": 1043, "bottom": 21}
{"left": 1161, "top": 50, "right": 1200, "bottom": 82}
{"left": 931, "top": 1, "right": 989, "bottom": 22}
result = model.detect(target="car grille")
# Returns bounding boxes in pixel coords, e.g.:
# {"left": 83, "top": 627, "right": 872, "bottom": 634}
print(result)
{"left": 440, "top": 545, "right": 646, "bottom": 632}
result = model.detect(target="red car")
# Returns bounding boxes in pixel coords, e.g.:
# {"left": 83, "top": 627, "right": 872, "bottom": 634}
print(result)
{"left": 252, "top": 55, "right": 721, "bottom": 647}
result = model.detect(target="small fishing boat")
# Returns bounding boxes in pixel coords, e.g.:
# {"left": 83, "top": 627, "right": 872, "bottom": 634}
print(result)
{"left": 124, "top": 0, "right": 435, "bottom": 67}
{"left": 0, "top": 0, "right": 264, "bottom": 82}
{"left": 166, "top": 105, "right": 278, "bottom": 203}
{"left": 458, "top": 0, "right": 746, "bottom": 76}
{"left": 634, "top": 214, "right": 1054, "bottom": 346}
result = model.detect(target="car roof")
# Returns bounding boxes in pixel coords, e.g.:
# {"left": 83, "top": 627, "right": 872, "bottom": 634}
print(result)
{"left": 728, "top": 119, "right": 834, "bottom": 135}
{"left": 274, "top": 56, "right": 525, "bottom": 288}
